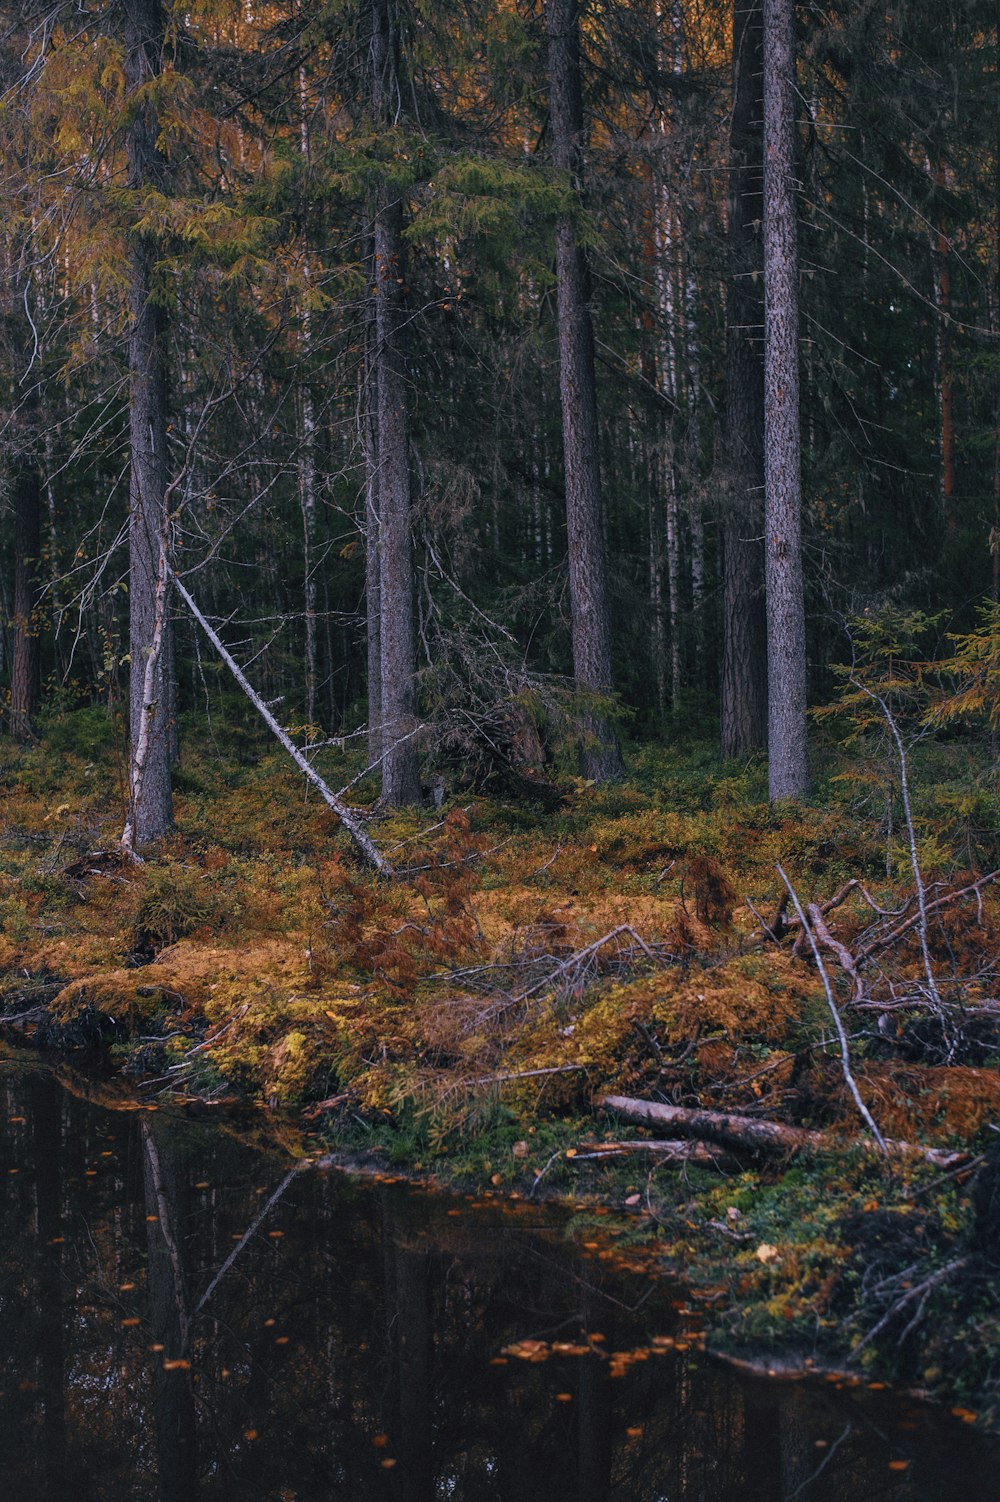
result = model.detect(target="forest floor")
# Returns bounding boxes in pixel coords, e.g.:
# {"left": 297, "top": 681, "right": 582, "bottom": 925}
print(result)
{"left": 2, "top": 705, "right": 1000, "bottom": 1425}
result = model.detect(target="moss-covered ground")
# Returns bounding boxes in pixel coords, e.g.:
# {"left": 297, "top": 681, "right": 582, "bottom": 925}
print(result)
{"left": 2, "top": 706, "right": 999, "bottom": 1424}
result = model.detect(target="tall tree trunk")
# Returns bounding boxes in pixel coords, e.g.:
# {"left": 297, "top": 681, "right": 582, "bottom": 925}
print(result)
{"left": 124, "top": 0, "right": 173, "bottom": 845}
{"left": 721, "top": 1, "right": 767, "bottom": 758}
{"left": 11, "top": 457, "right": 42, "bottom": 742}
{"left": 298, "top": 63, "right": 319, "bottom": 728}
{"left": 298, "top": 372, "right": 318, "bottom": 728}
{"left": 547, "top": 0, "right": 624, "bottom": 781}
{"left": 994, "top": 0, "right": 1000, "bottom": 602}
{"left": 370, "top": 0, "right": 421, "bottom": 805}
{"left": 363, "top": 269, "right": 383, "bottom": 770}
{"left": 932, "top": 160, "right": 956, "bottom": 529}
{"left": 762, "top": 0, "right": 809, "bottom": 799}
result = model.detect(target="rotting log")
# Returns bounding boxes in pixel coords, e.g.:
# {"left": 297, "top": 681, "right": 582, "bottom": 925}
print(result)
{"left": 596, "top": 1095, "right": 967, "bottom": 1168}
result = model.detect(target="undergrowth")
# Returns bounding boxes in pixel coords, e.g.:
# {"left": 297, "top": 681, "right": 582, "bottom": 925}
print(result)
{"left": 1, "top": 707, "right": 999, "bottom": 1418}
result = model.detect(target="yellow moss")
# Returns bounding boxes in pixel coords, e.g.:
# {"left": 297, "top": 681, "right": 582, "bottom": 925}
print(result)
{"left": 50, "top": 970, "right": 166, "bottom": 1025}
{"left": 654, "top": 951, "right": 815, "bottom": 1044}
{"left": 582, "top": 810, "right": 695, "bottom": 869}
{"left": 263, "top": 1030, "right": 316, "bottom": 1104}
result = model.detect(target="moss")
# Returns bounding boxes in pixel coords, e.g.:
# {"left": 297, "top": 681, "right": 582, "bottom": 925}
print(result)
{"left": 3, "top": 713, "right": 1000, "bottom": 1413}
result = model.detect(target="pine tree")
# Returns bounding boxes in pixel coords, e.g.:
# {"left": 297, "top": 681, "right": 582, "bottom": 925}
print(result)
{"left": 721, "top": 1, "right": 767, "bottom": 759}
{"left": 546, "top": 0, "right": 624, "bottom": 782}
{"left": 762, "top": 0, "right": 808, "bottom": 799}
{"left": 368, "top": 0, "right": 422, "bottom": 806}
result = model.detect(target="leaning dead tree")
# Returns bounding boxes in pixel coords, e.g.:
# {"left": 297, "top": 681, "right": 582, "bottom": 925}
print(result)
{"left": 172, "top": 571, "right": 395, "bottom": 877}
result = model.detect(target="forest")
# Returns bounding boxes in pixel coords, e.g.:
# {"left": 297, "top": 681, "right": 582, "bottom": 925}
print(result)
{"left": 2, "top": 0, "right": 1000, "bottom": 1420}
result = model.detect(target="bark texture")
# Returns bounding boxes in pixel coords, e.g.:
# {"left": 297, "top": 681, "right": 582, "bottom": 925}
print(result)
{"left": 547, "top": 0, "right": 624, "bottom": 781}
{"left": 370, "top": 0, "right": 421, "bottom": 805}
{"left": 363, "top": 248, "right": 383, "bottom": 770}
{"left": 762, "top": 0, "right": 808, "bottom": 799}
{"left": 125, "top": 0, "right": 173, "bottom": 844}
{"left": 597, "top": 1095, "right": 965, "bottom": 1167}
{"left": 721, "top": 2, "right": 767, "bottom": 759}
{"left": 11, "top": 457, "right": 42, "bottom": 742}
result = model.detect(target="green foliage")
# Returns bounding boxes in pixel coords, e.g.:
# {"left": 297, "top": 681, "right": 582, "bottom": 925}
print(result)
{"left": 134, "top": 861, "right": 229, "bottom": 948}
{"left": 927, "top": 601, "right": 1000, "bottom": 733}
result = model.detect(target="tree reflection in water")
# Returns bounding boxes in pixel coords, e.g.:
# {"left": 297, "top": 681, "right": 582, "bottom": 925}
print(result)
{"left": 0, "top": 1062, "right": 997, "bottom": 1502}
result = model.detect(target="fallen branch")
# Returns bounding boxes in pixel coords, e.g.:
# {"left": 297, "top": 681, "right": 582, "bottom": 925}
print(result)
{"left": 778, "top": 863, "right": 887, "bottom": 1151}
{"left": 467, "top": 1063, "right": 587, "bottom": 1087}
{"left": 596, "top": 1095, "right": 966, "bottom": 1168}
{"left": 852, "top": 1257, "right": 968, "bottom": 1355}
{"left": 805, "top": 903, "right": 864, "bottom": 1004}
{"left": 855, "top": 869, "right": 1000, "bottom": 962}
{"left": 172, "top": 569, "right": 394, "bottom": 877}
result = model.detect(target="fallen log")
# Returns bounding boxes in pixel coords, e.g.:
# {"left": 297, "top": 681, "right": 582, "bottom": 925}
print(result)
{"left": 572, "top": 1139, "right": 739, "bottom": 1170}
{"left": 596, "top": 1095, "right": 967, "bottom": 1169}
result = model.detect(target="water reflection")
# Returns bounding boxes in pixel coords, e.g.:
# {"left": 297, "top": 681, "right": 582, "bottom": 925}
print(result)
{"left": 1, "top": 1060, "right": 996, "bottom": 1501}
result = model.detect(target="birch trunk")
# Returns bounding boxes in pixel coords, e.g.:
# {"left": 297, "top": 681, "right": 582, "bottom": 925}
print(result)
{"left": 762, "top": 0, "right": 808, "bottom": 799}
{"left": 124, "top": 0, "right": 173, "bottom": 844}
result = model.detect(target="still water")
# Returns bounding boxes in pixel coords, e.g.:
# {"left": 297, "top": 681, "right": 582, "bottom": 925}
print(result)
{"left": 0, "top": 1056, "right": 996, "bottom": 1502}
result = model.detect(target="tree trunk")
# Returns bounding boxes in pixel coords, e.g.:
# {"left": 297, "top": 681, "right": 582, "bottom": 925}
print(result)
{"left": 762, "top": 0, "right": 808, "bottom": 799}
{"left": 721, "top": 1, "right": 767, "bottom": 759}
{"left": 370, "top": 0, "right": 421, "bottom": 806}
{"left": 124, "top": 0, "right": 173, "bottom": 845}
{"left": 11, "top": 458, "right": 42, "bottom": 742}
{"left": 984, "top": 4, "right": 990, "bottom": 603}
{"left": 297, "top": 65, "right": 319, "bottom": 728}
{"left": 298, "top": 372, "right": 318, "bottom": 728}
{"left": 362, "top": 263, "right": 383, "bottom": 770}
{"left": 932, "top": 159, "right": 956, "bottom": 529}
{"left": 547, "top": 0, "right": 624, "bottom": 781}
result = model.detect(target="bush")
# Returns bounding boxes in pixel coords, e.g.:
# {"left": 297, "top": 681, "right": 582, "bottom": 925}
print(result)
{"left": 134, "top": 861, "right": 228, "bottom": 949}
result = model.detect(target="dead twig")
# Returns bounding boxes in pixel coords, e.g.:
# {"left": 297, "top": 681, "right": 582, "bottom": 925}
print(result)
{"left": 856, "top": 870, "right": 1000, "bottom": 962}
{"left": 806, "top": 902, "right": 864, "bottom": 1005}
{"left": 852, "top": 1257, "right": 968, "bottom": 1355}
{"left": 466, "top": 1063, "right": 587, "bottom": 1087}
{"left": 777, "top": 864, "right": 888, "bottom": 1152}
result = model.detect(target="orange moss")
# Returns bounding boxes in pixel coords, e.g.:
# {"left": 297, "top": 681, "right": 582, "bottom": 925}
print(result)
{"left": 855, "top": 1063, "right": 1000, "bottom": 1143}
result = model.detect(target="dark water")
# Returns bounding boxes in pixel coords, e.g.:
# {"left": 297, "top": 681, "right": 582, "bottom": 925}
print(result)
{"left": 0, "top": 1058, "right": 996, "bottom": 1501}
